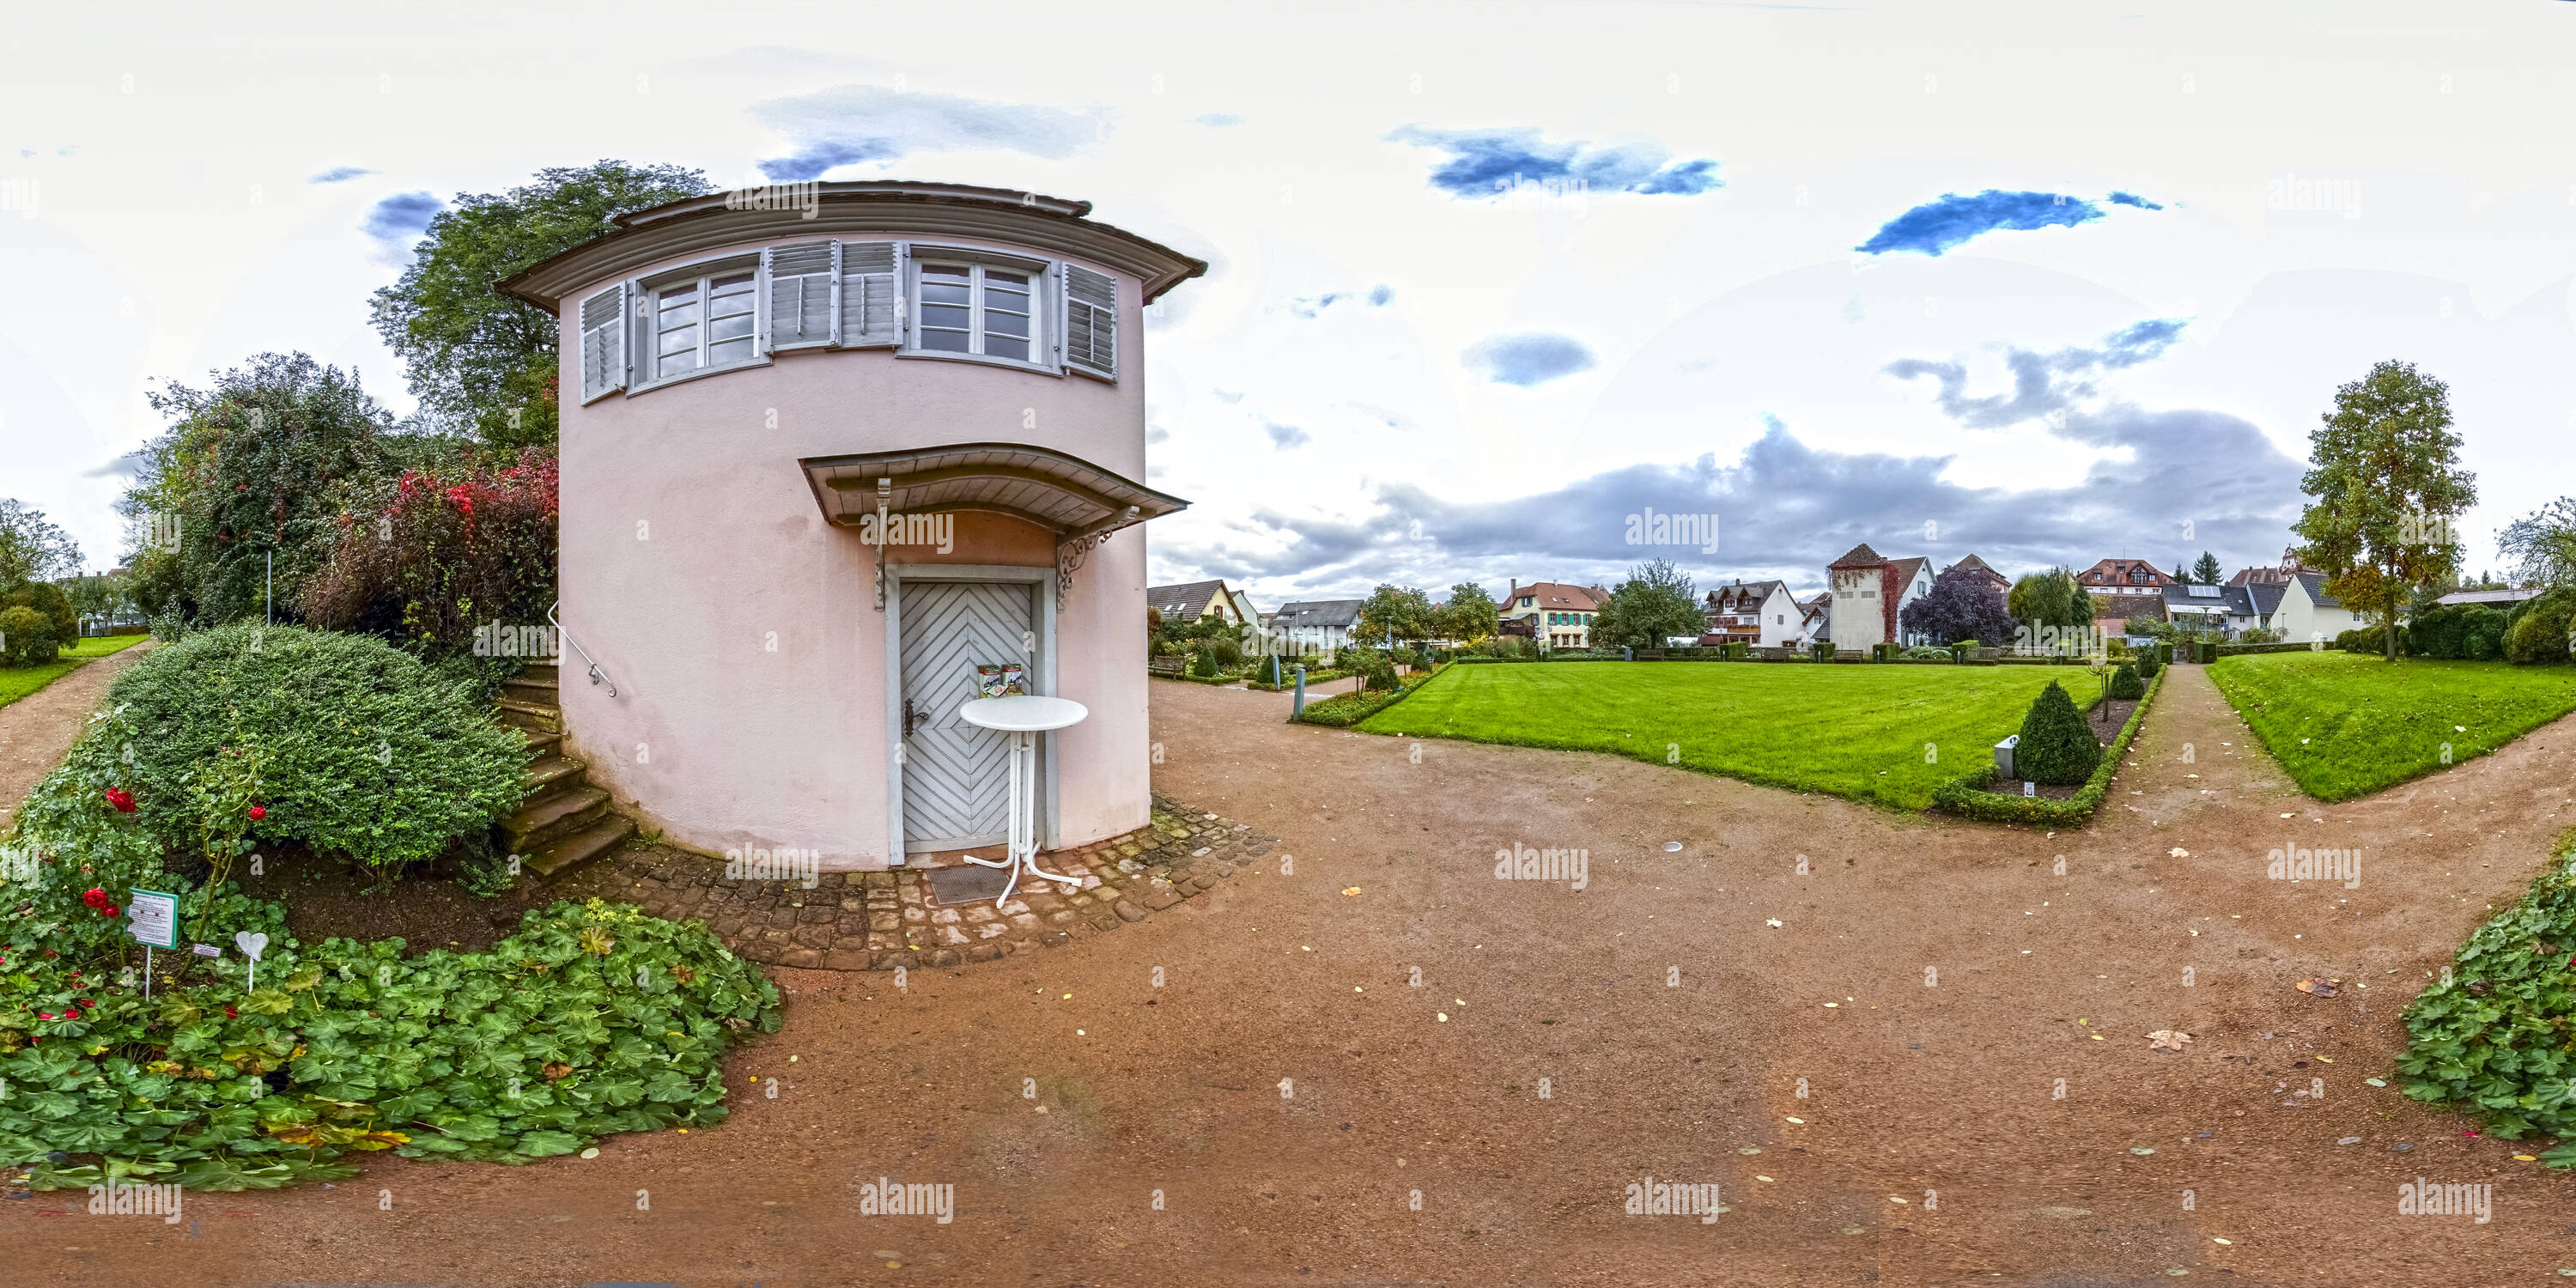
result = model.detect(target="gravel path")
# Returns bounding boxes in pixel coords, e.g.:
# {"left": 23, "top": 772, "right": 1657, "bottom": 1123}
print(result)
{"left": 0, "top": 640, "right": 153, "bottom": 828}
{"left": 8, "top": 658, "right": 2573, "bottom": 1285}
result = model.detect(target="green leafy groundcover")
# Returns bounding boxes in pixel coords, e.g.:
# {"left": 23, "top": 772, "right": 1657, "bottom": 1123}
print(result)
{"left": 1290, "top": 667, "right": 1441, "bottom": 728}
{"left": 0, "top": 890, "right": 779, "bottom": 1191}
{"left": 2399, "top": 831, "right": 2576, "bottom": 1160}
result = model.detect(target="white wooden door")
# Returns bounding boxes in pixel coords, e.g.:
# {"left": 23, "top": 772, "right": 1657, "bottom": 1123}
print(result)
{"left": 898, "top": 580, "right": 1031, "bottom": 852}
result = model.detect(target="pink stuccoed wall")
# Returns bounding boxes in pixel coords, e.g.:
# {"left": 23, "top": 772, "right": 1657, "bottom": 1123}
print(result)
{"left": 552, "top": 231, "right": 1154, "bottom": 869}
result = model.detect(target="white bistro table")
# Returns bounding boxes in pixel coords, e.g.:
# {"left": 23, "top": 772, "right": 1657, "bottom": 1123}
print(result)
{"left": 954, "top": 694, "right": 1089, "bottom": 906}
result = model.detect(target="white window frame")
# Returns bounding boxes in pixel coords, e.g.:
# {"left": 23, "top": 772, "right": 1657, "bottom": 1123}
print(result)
{"left": 628, "top": 255, "right": 769, "bottom": 394}
{"left": 899, "top": 250, "right": 1060, "bottom": 377}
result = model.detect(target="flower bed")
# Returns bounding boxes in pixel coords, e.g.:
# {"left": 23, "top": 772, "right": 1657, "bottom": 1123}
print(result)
{"left": 1289, "top": 667, "right": 1442, "bottom": 727}
{"left": 0, "top": 833, "right": 777, "bottom": 1191}
{"left": 1930, "top": 669, "right": 2164, "bottom": 826}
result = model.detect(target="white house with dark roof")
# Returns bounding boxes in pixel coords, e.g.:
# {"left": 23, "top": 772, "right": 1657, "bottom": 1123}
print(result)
{"left": 1270, "top": 599, "right": 1364, "bottom": 654}
{"left": 1825, "top": 544, "right": 1935, "bottom": 649}
{"left": 1701, "top": 578, "right": 1804, "bottom": 647}
{"left": 2274, "top": 571, "right": 2361, "bottom": 643}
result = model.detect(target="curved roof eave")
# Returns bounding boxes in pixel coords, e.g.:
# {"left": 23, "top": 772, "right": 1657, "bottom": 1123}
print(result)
{"left": 497, "top": 180, "right": 1208, "bottom": 312}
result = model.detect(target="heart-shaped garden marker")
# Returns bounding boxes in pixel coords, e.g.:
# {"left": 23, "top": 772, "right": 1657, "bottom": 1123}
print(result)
{"left": 234, "top": 931, "right": 268, "bottom": 992}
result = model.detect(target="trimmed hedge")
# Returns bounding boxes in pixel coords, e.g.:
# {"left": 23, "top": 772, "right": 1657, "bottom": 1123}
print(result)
{"left": 1932, "top": 669, "right": 2164, "bottom": 826}
{"left": 1150, "top": 670, "right": 1235, "bottom": 686}
{"left": 1290, "top": 666, "right": 1443, "bottom": 727}
{"left": 2213, "top": 641, "right": 2320, "bottom": 658}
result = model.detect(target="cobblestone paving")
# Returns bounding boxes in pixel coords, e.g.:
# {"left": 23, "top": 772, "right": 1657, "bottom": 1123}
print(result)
{"left": 549, "top": 794, "right": 1276, "bottom": 971}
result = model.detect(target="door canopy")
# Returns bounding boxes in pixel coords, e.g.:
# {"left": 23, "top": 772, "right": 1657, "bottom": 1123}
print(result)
{"left": 799, "top": 442, "right": 1190, "bottom": 609}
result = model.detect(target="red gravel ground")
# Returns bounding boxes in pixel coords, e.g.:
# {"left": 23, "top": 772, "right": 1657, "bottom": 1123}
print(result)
{"left": 9, "top": 662, "right": 2576, "bottom": 1285}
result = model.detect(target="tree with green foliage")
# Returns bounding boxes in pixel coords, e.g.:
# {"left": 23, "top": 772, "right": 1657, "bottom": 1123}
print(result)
{"left": 60, "top": 570, "right": 134, "bottom": 633}
{"left": 1439, "top": 582, "right": 1500, "bottom": 643}
{"left": 120, "top": 353, "right": 400, "bottom": 629}
{"left": 2292, "top": 360, "right": 2478, "bottom": 661}
{"left": 2500, "top": 496, "right": 2576, "bottom": 590}
{"left": 0, "top": 498, "right": 82, "bottom": 586}
{"left": 2014, "top": 680, "right": 2102, "bottom": 785}
{"left": 2190, "top": 551, "right": 2223, "bottom": 585}
{"left": 371, "top": 161, "right": 712, "bottom": 448}
{"left": 1589, "top": 558, "right": 1702, "bottom": 649}
{"left": 2007, "top": 568, "right": 2089, "bottom": 635}
{"left": 1354, "top": 583, "right": 1437, "bottom": 647}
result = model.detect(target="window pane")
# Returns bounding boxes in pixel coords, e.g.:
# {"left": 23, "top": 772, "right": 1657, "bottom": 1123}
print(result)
{"left": 921, "top": 303, "right": 970, "bottom": 330}
{"left": 984, "top": 336, "right": 1028, "bottom": 361}
{"left": 984, "top": 270, "right": 1029, "bottom": 289}
{"left": 708, "top": 336, "right": 756, "bottom": 366}
{"left": 918, "top": 328, "right": 970, "bottom": 353}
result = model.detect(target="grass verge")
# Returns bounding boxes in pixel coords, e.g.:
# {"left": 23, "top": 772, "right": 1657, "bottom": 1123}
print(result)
{"left": 2208, "top": 650, "right": 2576, "bottom": 801}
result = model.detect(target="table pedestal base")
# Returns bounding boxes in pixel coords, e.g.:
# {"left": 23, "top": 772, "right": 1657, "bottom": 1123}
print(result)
{"left": 959, "top": 728, "right": 1077, "bottom": 906}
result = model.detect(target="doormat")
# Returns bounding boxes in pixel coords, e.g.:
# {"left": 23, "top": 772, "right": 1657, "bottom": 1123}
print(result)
{"left": 928, "top": 863, "right": 1012, "bottom": 904}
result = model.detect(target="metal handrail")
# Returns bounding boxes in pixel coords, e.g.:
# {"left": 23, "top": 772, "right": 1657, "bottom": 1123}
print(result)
{"left": 548, "top": 602, "right": 616, "bottom": 697}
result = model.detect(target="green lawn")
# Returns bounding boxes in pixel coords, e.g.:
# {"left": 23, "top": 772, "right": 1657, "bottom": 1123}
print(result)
{"left": 1354, "top": 661, "right": 2102, "bottom": 810}
{"left": 2208, "top": 649, "right": 2576, "bottom": 801}
{"left": 0, "top": 634, "right": 149, "bottom": 710}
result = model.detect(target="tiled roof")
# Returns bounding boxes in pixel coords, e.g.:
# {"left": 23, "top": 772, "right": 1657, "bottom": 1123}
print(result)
{"left": 1827, "top": 543, "right": 1886, "bottom": 570}
{"left": 1273, "top": 599, "right": 1364, "bottom": 629}
{"left": 1146, "top": 580, "right": 1225, "bottom": 618}
{"left": 2294, "top": 572, "right": 2341, "bottom": 608}
{"left": 2245, "top": 582, "right": 2287, "bottom": 616}
{"left": 2081, "top": 558, "right": 2172, "bottom": 587}
{"left": 1508, "top": 581, "right": 1607, "bottom": 611}
{"left": 1887, "top": 556, "right": 1929, "bottom": 587}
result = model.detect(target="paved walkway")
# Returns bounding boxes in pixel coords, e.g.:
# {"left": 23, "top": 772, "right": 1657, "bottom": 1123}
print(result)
{"left": 0, "top": 640, "right": 155, "bottom": 828}
{"left": 551, "top": 793, "right": 1278, "bottom": 970}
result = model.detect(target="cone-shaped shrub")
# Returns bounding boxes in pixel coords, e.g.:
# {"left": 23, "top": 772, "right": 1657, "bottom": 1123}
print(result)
{"left": 2108, "top": 662, "right": 2145, "bottom": 700}
{"left": 2137, "top": 649, "right": 2160, "bottom": 680}
{"left": 2015, "top": 680, "right": 2102, "bottom": 785}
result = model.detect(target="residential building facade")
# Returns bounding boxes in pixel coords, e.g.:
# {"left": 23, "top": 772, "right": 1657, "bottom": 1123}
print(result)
{"left": 1270, "top": 599, "right": 1364, "bottom": 654}
{"left": 1500, "top": 581, "right": 1607, "bottom": 648}
{"left": 505, "top": 179, "right": 1203, "bottom": 870}
{"left": 1825, "top": 544, "right": 1934, "bottom": 649}
{"left": 1700, "top": 579, "right": 1804, "bottom": 647}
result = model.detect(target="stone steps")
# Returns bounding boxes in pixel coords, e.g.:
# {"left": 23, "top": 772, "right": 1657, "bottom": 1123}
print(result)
{"left": 526, "top": 814, "right": 638, "bottom": 878}
{"left": 490, "top": 663, "right": 633, "bottom": 878}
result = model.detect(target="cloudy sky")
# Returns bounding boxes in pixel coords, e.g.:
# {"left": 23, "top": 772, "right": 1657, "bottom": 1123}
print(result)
{"left": 4, "top": 1, "right": 2573, "bottom": 605}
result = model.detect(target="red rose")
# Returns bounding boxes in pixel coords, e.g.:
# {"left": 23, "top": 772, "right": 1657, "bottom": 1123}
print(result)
{"left": 103, "top": 788, "right": 136, "bottom": 813}
{"left": 249, "top": 805, "right": 265, "bottom": 821}
{"left": 101, "top": 906, "right": 117, "bottom": 918}
{"left": 223, "top": 1006, "right": 238, "bottom": 1019}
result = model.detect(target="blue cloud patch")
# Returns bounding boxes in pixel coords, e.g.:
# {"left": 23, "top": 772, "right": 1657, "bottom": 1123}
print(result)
{"left": 1464, "top": 332, "right": 1595, "bottom": 387}
{"left": 1367, "top": 284, "right": 1394, "bottom": 307}
{"left": 309, "top": 166, "right": 377, "bottom": 185}
{"left": 1263, "top": 419, "right": 1309, "bottom": 449}
{"left": 1388, "top": 126, "right": 1721, "bottom": 198}
{"left": 1194, "top": 112, "right": 1242, "bottom": 127}
{"left": 1856, "top": 189, "right": 2162, "bottom": 256}
{"left": 361, "top": 191, "right": 444, "bottom": 256}
{"left": 752, "top": 85, "right": 1102, "bottom": 182}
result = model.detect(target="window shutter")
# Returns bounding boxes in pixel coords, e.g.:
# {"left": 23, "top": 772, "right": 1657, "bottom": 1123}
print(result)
{"left": 763, "top": 240, "right": 836, "bottom": 351}
{"left": 579, "top": 283, "right": 627, "bottom": 400}
{"left": 839, "top": 240, "right": 902, "bottom": 347}
{"left": 1064, "top": 264, "right": 1117, "bottom": 380}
